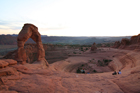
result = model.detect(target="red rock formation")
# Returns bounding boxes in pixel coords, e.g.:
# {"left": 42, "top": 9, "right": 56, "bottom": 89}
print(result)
{"left": 130, "top": 35, "right": 138, "bottom": 44}
{"left": 15, "top": 23, "right": 49, "bottom": 66}
{"left": 0, "top": 60, "right": 9, "bottom": 68}
{"left": 113, "top": 34, "right": 140, "bottom": 50}
{"left": 3, "top": 59, "right": 17, "bottom": 65}
{"left": 0, "top": 59, "right": 17, "bottom": 68}
{"left": 119, "top": 38, "right": 130, "bottom": 49}
{"left": 112, "top": 41, "right": 121, "bottom": 48}
{"left": 137, "top": 34, "right": 140, "bottom": 43}
{"left": 130, "top": 34, "right": 140, "bottom": 44}
{"left": 0, "top": 67, "right": 16, "bottom": 77}
{"left": 91, "top": 43, "right": 97, "bottom": 51}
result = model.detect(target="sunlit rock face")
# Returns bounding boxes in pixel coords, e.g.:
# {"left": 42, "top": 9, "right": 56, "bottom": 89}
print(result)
{"left": 15, "top": 23, "right": 49, "bottom": 66}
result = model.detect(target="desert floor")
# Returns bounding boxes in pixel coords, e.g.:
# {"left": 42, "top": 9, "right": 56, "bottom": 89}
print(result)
{"left": 1, "top": 48, "right": 140, "bottom": 93}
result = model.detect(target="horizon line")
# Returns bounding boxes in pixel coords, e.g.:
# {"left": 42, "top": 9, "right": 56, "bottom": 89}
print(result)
{"left": 0, "top": 34, "right": 133, "bottom": 37}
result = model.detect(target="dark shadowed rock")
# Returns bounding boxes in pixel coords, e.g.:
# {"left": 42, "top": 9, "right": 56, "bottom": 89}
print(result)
{"left": 91, "top": 43, "right": 97, "bottom": 51}
{"left": 119, "top": 38, "right": 130, "bottom": 49}
{"left": 112, "top": 41, "right": 121, "bottom": 48}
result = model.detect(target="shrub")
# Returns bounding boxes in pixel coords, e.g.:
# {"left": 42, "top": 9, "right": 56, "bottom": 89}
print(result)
{"left": 103, "top": 59, "right": 112, "bottom": 65}
{"left": 98, "top": 60, "right": 104, "bottom": 66}
{"left": 76, "top": 68, "right": 81, "bottom": 73}
{"left": 73, "top": 52, "right": 76, "bottom": 54}
{"left": 80, "top": 47, "right": 84, "bottom": 51}
{"left": 93, "top": 69, "right": 97, "bottom": 73}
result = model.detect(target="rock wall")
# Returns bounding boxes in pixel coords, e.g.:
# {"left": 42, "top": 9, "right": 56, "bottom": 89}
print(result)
{"left": 112, "top": 41, "right": 121, "bottom": 48}
{"left": 112, "top": 34, "right": 140, "bottom": 50}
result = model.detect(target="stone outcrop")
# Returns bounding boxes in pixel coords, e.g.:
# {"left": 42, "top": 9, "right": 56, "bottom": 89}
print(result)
{"left": 15, "top": 23, "right": 49, "bottom": 66}
{"left": 118, "top": 38, "right": 130, "bottom": 49}
{"left": 3, "top": 59, "right": 17, "bottom": 65}
{"left": 91, "top": 43, "right": 97, "bottom": 51}
{"left": 112, "top": 41, "right": 121, "bottom": 48}
{"left": 0, "top": 60, "right": 9, "bottom": 68}
{"left": 0, "top": 59, "right": 17, "bottom": 68}
{"left": 0, "top": 67, "right": 16, "bottom": 77}
{"left": 113, "top": 34, "right": 140, "bottom": 50}
{"left": 130, "top": 34, "right": 140, "bottom": 44}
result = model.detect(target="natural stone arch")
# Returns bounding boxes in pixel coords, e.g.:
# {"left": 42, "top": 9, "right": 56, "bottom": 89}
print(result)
{"left": 15, "top": 23, "right": 49, "bottom": 66}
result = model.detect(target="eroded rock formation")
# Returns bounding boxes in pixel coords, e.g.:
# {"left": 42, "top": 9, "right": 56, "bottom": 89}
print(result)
{"left": 15, "top": 23, "right": 49, "bottom": 66}
{"left": 113, "top": 34, "right": 140, "bottom": 50}
{"left": 112, "top": 41, "right": 121, "bottom": 48}
{"left": 91, "top": 43, "right": 97, "bottom": 51}
{"left": 130, "top": 34, "right": 140, "bottom": 44}
{"left": 118, "top": 38, "right": 130, "bottom": 49}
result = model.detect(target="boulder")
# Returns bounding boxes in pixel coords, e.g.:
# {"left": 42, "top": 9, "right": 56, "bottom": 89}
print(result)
{"left": 0, "top": 60, "right": 9, "bottom": 68}
{"left": 0, "top": 67, "right": 16, "bottom": 77}
{"left": 3, "top": 59, "right": 17, "bottom": 65}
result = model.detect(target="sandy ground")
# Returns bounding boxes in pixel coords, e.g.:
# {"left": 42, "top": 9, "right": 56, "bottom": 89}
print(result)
{"left": 1, "top": 48, "right": 140, "bottom": 93}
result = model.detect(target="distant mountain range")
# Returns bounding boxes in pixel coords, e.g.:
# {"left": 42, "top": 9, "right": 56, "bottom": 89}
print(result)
{"left": 0, "top": 34, "right": 131, "bottom": 45}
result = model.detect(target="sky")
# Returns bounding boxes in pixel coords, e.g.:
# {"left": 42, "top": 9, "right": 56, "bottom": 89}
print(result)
{"left": 0, "top": 0, "right": 140, "bottom": 36}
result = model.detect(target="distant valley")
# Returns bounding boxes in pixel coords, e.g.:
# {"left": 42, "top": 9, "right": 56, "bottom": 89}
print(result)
{"left": 0, "top": 34, "right": 131, "bottom": 45}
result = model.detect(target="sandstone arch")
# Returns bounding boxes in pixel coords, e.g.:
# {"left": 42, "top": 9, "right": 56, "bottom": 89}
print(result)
{"left": 15, "top": 23, "right": 49, "bottom": 66}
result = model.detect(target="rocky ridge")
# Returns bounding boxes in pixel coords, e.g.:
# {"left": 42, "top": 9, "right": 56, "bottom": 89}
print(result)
{"left": 112, "top": 34, "right": 140, "bottom": 50}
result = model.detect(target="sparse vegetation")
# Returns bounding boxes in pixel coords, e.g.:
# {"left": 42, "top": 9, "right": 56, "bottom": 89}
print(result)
{"left": 81, "top": 64, "right": 85, "bottom": 67}
{"left": 98, "top": 59, "right": 112, "bottom": 66}
{"left": 73, "top": 52, "right": 77, "bottom": 54}
{"left": 103, "top": 59, "right": 112, "bottom": 65}
{"left": 98, "top": 60, "right": 104, "bottom": 66}
{"left": 76, "top": 68, "right": 81, "bottom": 73}
{"left": 86, "top": 48, "right": 89, "bottom": 50}
{"left": 80, "top": 47, "right": 83, "bottom": 51}
{"left": 89, "top": 60, "right": 92, "bottom": 62}
{"left": 93, "top": 70, "right": 97, "bottom": 73}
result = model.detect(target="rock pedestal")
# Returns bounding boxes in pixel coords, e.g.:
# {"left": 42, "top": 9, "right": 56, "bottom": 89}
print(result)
{"left": 91, "top": 43, "right": 97, "bottom": 51}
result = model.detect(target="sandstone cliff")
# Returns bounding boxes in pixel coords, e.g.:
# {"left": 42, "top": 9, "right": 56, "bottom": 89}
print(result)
{"left": 112, "top": 34, "right": 140, "bottom": 50}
